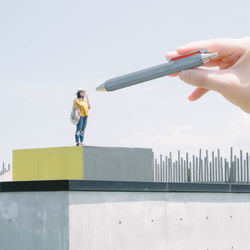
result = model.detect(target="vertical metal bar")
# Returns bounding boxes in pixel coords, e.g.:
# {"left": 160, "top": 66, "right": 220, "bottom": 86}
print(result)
{"left": 155, "top": 159, "right": 158, "bottom": 182}
{"left": 192, "top": 155, "right": 195, "bottom": 183}
{"left": 154, "top": 159, "right": 157, "bottom": 182}
{"left": 188, "top": 162, "right": 191, "bottom": 183}
{"left": 196, "top": 157, "right": 199, "bottom": 182}
{"left": 227, "top": 160, "right": 230, "bottom": 183}
{"left": 234, "top": 155, "right": 237, "bottom": 183}
{"left": 173, "top": 161, "right": 175, "bottom": 182}
{"left": 160, "top": 154, "right": 163, "bottom": 182}
{"left": 204, "top": 158, "right": 207, "bottom": 183}
{"left": 163, "top": 161, "right": 166, "bottom": 182}
{"left": 184, "top": 159, "right": 186, "bottom": 183}
{"left": 156, "top": 160, "right": 158, "bottom": 182}
{"left": 244, "top": 160, "right": 247, "bottom": 184}
{"left": 183, "top": 161, "right": 188, "bottom": 182}
{"left": 220, "top": 157, "right": 223, "bottom": 183}
{"left": 175, "top": 160, "right": 180, "bottom": 182}
{"left": 181, "top": 157, "right": 184, "bottom": 182}
{"left": 186, "top": 153, "right": 189, "bottom": 182}
{"left": 237, "top": 158, "right": 240, "bottom": 183}
{"left": 217, "top": 149, "right": 220, "bottom": 183}
{"left": 212, "top": 151, "right": 215, "bottom": 183}
{"left": 205, "top": 150, "right": 209, "bottom": 183}
{"left": 200, "top": 159, "right": 204, "bottom": 183}
{"left": 215, "top": 157, "right": 218, "bottom": 183}
{"left": 155, "top": 158, "right": 157, "bottom": 182}
{"left": 165, "top": 155, "right": 168, "bottom": 182}
{"left": 168, "top": 158, "right": 171, "bottom": 182}
{"left": 230, "top": 147, "right": 233, "bottom": 183}
{"left": 157, "top": 163, "right": 160, "bottom": 182}
{"left": 247, "top": 153, "right": 249, "bottom": 183}
{"left": 224, "top": 159, "right": 228, "bottom": 183}
{"left": 231, "top": 159, "right": 234, "bottom": 183}
{"left": 178, "top": 151, "right": 181, "bottom": 182}
{"left": 199, "top": 149, "right": 202, "bottom": 182}
{"left": 173, "top": 162, "right": 176, "bottom": 182}
{"left": 209, "top": 162, "right": 212, "bottom": 183}
{"left": 169, "top": 152, "right": 172, "bottom": 182}
{"left": 240, "top": 150, "right": 243, "bottom": 183}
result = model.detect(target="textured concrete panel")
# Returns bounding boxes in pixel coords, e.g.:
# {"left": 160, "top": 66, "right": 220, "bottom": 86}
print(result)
{"left": 83, "top": 146, "right": 154, "bottom": 181}
{"left": 0, "top": 191, "right": 69, "bottom": 250}
{"left": 69, "top": 191, "right": 250, "bottom": 250}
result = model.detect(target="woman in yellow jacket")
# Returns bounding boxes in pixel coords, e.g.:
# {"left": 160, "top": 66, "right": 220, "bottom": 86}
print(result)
{"left": 74, "top": 88, "right": 90, "bottom": 146}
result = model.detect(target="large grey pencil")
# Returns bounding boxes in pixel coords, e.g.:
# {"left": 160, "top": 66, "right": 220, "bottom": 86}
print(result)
{"left": 96, "top": 50, "right": 218, "bottom": 92}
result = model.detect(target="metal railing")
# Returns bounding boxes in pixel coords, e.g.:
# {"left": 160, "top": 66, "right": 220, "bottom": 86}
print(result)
{"left": 154, "top": 148, "right": 250, "bottom": 184}
{"left": 0, "top": 162, "right": 11, "bottom": 177}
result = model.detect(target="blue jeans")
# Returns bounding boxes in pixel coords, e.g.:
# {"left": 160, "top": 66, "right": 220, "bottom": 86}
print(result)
{"left": 75, "top": 116, "right": 88, "bottom": 143}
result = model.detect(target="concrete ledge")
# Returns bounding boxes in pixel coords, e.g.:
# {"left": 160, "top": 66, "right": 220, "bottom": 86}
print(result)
{"left": 1, "top": 185, "right": 250, "bottom": 249}
{"left": 1, "top": 180, "right": 250, "bottom": 193}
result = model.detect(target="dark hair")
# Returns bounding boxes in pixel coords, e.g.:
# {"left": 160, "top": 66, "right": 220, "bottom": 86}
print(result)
{"left": 77, "top": 92, "right": 84, "bottom": 99}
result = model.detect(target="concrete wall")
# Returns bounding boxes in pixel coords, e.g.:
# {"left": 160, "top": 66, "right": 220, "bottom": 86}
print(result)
{"left": 69, "top": 191, "right": 250, "bottom": 250}
{"left": 0, "top": 191, "right": 69, "bottom": 250}
{"left": 1, "top": 190, "right": 250, "bottom": 250}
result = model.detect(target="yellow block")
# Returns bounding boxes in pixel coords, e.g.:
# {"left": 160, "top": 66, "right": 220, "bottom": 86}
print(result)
{"left": 13, "top": 146, "right": 83, "bottom": 181}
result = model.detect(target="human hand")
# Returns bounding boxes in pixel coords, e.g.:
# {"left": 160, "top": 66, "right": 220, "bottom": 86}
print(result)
{"left": 166, "top": 37, "right": 250, "bottom": 113}
{"left": 83, "top": 90, "right": 88, "bottom": 98}
{"left": 75, "top": 115, "right": 79, "bottom": 122}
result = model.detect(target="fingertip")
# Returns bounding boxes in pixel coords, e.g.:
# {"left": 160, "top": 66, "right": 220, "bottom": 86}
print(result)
{"left": 176, "top": 46, "right": 190, "bottom": 54}
{"left": 165, "top": 51, "right": 178, "bottom": 59}
{"left": 188, "top": 94, "right": 197, "bottom": 101}
{"left": 188, "top": 88, "right": 209, "bottom": 101}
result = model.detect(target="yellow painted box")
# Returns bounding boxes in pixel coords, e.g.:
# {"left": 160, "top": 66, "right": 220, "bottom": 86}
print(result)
{"left": 13, "top": 146, "right": 84, "bottom": 181}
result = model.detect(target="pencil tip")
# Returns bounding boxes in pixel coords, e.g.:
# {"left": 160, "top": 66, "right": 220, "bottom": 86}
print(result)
{"left": 96, "top": 83, "right": 106, "bottom": 92}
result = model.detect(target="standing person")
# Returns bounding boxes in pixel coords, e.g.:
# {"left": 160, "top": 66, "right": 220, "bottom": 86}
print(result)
{"left": 74, "top": 88, "right": 90, "bottom": 146}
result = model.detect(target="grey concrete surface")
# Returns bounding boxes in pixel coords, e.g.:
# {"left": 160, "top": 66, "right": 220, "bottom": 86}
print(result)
{"left": 83, "top": 146, "right": 154, "bottom": 181}
{"left": 69, "top": 191, "right": 250, "bottom": 250}
{"left": 2, "top": 189, "right": 250, "bottom": 250}
{"left": 0, "top": 191, "right": 69, "bottom": 250}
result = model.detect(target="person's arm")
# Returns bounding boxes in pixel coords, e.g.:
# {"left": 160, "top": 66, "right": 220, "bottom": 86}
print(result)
{"left": 84, "top": 91, "right": 91, "bottom": 110}
{"left": 73, "top": 100, "right": 80, "bottom": 121}
{"left": 166, "top": 37, "right": 250, "bottom": 113}
{"left": 74, "top": 109, "right": 79, "bottom": 121}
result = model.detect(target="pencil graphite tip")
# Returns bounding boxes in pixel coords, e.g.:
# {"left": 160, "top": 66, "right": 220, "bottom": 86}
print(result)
{"left": 96, "top": 83, "right": 107, "bottom": 92}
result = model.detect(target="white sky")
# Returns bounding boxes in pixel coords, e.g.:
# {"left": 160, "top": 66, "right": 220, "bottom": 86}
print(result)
{"left": 0, "top": 0, "right": 249, "bottom": 163}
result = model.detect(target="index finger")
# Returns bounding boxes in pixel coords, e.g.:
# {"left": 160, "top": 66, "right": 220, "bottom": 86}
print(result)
{"left": 176, "top": 38, "right": 243, "bottom": 57}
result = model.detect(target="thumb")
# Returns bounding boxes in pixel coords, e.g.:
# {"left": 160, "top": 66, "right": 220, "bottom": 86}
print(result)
{"left": 179, "top": 68, "right": 235, "bottom": 94}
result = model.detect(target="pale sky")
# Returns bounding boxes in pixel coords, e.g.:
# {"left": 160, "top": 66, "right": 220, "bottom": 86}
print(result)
{"left": 0, "top": 0, "right": 249, "bottom": 164}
